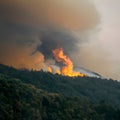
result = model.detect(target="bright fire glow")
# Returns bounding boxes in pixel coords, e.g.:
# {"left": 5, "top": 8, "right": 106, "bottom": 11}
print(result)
{"left": 48, "top": 66, "right": 53, "bottom": 73}
{"left": 48, "top": 48, "right": 86, "bottom": 77}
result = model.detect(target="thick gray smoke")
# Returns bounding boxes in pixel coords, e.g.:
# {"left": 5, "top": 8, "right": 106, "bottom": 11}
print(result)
{"left": 37, "top": 28, "right": 79, "bottom": 59}
{"left": 0, "top": 0, "right": 99, "bottom": 69}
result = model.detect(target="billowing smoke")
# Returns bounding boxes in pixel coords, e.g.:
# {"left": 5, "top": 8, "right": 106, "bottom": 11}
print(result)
{"left": 0, "top": 0, "right": 119, "bottom": 80}
{"left": 37, "top": 27, "right": 79, "bottom": 59}
{"left": 0, "top": 0, "right": 107, "bottom": 77}
{"left": 0, "top": 0, "right": 99, "bottom": 30}
{"left": 0, "top": 0, "right": 99, "bottom": 69}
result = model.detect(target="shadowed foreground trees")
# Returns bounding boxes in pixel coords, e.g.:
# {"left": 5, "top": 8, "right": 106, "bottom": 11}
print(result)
{"left": 0, "top": 73, "right": 120, "bottom": 120}
{"left": 0, "top": 64, "right": 120, "bottom": 108}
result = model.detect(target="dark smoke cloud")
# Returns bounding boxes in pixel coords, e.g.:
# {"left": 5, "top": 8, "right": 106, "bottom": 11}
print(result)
{"left": 37, "top": 27, "right": 79, "bottom": 59}
{"left": 0, "top": 0, "right": 119, "bottom": 80}
{"left": 0, "top": 0, "right": 100, "bottom": 71}
{"left": 0, "top": 0, "right": 99, "bottom": 30}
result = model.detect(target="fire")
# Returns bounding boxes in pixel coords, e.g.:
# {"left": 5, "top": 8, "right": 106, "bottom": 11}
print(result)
{"left": 48, "top": 66, "right": 53, "bottom": 73}
{"left": 48, "top": 48, "right": 85, "bottom": 77}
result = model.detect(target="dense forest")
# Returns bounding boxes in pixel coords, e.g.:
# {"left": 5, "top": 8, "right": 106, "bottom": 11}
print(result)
{"left": 0, "top": 64, "right": 120, "bottom": 120}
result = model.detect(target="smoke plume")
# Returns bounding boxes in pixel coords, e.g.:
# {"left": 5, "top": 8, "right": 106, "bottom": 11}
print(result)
{"left": 0, "top": 0, "right": 102, "bottom": 76}
{"left": 37, "top": 27, "right": 80, "bottom": 59}
{"left": 0, "top": 0, "right": 99, "bottom": 30}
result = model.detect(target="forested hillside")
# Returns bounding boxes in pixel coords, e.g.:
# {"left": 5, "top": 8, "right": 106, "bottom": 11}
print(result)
{"left": 0, "top": 64, "right": 120, "bottom": 108}
{"left": 0, "top": 73, "right": 120, "bottom": 120}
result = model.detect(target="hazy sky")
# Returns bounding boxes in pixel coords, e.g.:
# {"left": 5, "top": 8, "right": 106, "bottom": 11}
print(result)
{"left": 91, "top": 0, "right": 120, "bottom": 79}
{"left": 0, "top": 0, "right": 119, "bottom": 80}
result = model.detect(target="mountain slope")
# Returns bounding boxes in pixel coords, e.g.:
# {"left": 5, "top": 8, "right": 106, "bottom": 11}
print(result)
{"left": 0, "top": 73, "right": 120, "bottom": 120}
{"left": 0, "top": 64, "right": 120, "bottom": 108}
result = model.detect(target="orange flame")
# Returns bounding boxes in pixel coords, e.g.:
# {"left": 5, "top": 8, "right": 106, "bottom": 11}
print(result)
{"left": 51, "top": 48, "right": 85, "bottom": 77}
{"left": 48, "top": 66, "right": 53, "bottom": 73}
